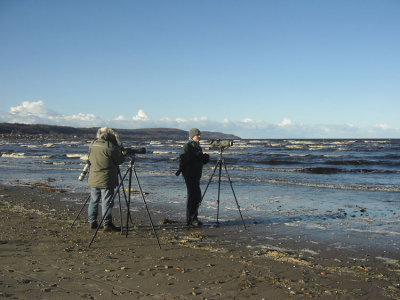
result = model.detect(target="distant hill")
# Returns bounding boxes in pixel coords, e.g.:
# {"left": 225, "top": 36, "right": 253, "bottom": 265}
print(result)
{"left": 0, "top": 123, "right": 240, "bottom": 140}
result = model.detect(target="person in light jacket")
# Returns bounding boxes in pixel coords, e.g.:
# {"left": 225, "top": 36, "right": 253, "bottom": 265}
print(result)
{"left": 87, "top": 127, "right": 125, "bottom": 231}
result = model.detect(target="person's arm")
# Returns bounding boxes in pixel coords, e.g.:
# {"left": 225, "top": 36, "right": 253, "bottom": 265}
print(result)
{"left": 110, "top": 145, "right": 125, "bottom": 166}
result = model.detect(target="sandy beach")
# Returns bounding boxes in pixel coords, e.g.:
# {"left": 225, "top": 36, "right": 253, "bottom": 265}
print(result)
{"left": 0, "top": 183, "right": 399, "bottom": 299}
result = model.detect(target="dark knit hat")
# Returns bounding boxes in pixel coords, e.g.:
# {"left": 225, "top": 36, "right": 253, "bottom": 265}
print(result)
{"left": 189, "top": 128, "right": 201, "bottom": 138}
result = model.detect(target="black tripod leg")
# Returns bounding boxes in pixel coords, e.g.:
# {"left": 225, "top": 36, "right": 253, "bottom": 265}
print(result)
{"left": 119, "top": 170, "right": 134, "bottom": 225}
{"left": 201, "top": 160, "right": 219, "bottom": 200}
{"left": 125, "top": 166, "right": 133, "bottom": 238}
{"left": 71, "top": 194, "right": 91, "bottom": 228}
{"left": 222, "top": 161, "right": 246, "bottom": 229}
{"left": 117, "top": 190, "right": 123, "bottom": 234}
{"left": 132, "top": 167, "right": 161, "bottom": 249}
{"left": 88, "top": 188, "right": 120, "bottom": 247}
{"left": 216, "top": 160, "right": 223, "bottom": 225}
{"left": 88, "top": 167, "right": 130, "bottom": 248}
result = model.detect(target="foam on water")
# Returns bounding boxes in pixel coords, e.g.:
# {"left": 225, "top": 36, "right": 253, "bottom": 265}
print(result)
{"left": 2, "top": 153, "right": 53, "bottom": 159}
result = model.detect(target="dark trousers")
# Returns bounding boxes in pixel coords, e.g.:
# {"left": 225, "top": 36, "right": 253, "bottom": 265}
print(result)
{"left": 184, "top": 176, "right": 202, "bottom": 224}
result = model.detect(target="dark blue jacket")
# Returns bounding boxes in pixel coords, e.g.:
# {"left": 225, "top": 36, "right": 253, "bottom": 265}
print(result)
{"left": 179, "top": 141, "right": 206, "bottom": 179}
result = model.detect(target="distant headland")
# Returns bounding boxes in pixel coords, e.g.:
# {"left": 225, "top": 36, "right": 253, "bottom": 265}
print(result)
{"left": 0, "top": 123, "right": 240, "bottom": 141}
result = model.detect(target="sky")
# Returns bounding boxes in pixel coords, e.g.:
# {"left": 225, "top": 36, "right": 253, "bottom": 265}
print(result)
{"left": 0, "top": 0, "right": 399, "bottom": 139}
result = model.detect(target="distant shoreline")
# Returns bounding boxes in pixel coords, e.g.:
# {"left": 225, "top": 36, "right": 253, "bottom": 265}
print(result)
{"left": 0, "top": 122, "right": 240, "bottom": 141}
{"left": 1, "top": 123, "right": 397, "bottom": 141}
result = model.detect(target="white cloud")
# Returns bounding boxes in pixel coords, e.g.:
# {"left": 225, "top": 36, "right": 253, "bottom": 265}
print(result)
{"left": 5, "top": 100, "right": 102, "bottom": 127}
{"left": 1, "top": 100, "right": 399, "bottom": 138}
{"left": 240, "top": 118, "right": 258, "bottom": 129}
{"left": 115, "top": 115, "right": 127, "bottom": 121}
{"left": 132, "top": 109, "right": 150, "bottom": 121}
{"left": 9, "top": 100, "right": 57, "bottom": 118}
{"left": 375, "top": 124, "right": 389, "bottom": 130}
{"left": 239, "top": 118, "right": 269, "bottom": 130}
{"left": 193, "top": 116, "right": 208, "bottom": 121}
{"left": 175, "top": 118, "right": 186, "bottom": 123}
{"left": 220, "top": 118, "right": 230, "bottom": 127}
{"left": 241, "top": 118, "right": 254, "bottom": 124}
{"left": 278, "top": 117, "right": 292, "bottom": 127}
{"left": 160, "top": 117, "right": 172, "bottom": 122}
{"left": 64, "top": 113, "right": 96, "bottom": 121}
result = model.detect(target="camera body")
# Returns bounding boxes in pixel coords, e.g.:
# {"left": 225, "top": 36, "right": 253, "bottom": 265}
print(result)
{"left": 122, "top": 147, "right": 146, "bottom": 156}
{"left": 78, "top": 160, "right": 91, "bottom": 181}
{"left": 208, "top": 139, "right": 233, "bottom": 150}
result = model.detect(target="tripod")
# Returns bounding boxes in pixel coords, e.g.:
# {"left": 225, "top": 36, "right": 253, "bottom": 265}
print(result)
{"left": 201, "top": 147, "right": 246, "bottom": 228}
{"left": 71, "top": 169, "right": 131, "bottom": 230}
{"left": 72, "top": 155, "right": 161, "bottom": 249}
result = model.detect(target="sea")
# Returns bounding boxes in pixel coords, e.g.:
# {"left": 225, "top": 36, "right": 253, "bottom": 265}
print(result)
{"left": 1, "top": 137, "right": 399, "bottom": 251}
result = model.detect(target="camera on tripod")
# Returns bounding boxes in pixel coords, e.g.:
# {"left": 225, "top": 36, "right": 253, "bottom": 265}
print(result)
{"left": 78, "top": 160, "right": 91, "bottom": 181}
{"left": 208, "top": 139, "right": 233, "bottom": 150}
{"left": 122, "top": 147, "right": 146, "bottom": 156}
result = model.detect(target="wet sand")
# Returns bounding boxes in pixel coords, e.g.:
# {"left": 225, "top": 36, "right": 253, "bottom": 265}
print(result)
{"left": 0, "top": 183, "right": 399, "bottom": 299}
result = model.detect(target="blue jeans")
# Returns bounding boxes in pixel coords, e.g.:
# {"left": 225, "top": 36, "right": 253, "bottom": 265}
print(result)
{"left": 88, "top": 187, "right": 115, "bottom": 225}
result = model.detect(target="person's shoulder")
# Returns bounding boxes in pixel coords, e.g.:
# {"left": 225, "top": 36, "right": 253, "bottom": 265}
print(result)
{"left": 91, "top": 139, "right": 119, "bottom": 150}
{"left": 90, "top": 139, "right": 104, "bottom": 146}
{"left": 182, "top": 141, "right": 194, "bottom": 152}
{"left": 185, "top": 141, "right": 198, "bottom": 149}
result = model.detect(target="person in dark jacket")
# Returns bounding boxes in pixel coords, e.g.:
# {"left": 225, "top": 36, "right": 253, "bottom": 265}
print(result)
{"left": 87, "top": 127, "right": 125, "bottom": 231}
{"left": 177, "top": 128, "right": 209, "bottom": 227}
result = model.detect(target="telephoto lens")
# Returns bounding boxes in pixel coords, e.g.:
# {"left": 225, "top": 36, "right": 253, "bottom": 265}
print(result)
{"left": 122, "top": 147, "right": 146, "bottom": 156}
{"left": 208, "top": 139, "right": 233, "bottom": 150}
{"left": 78, "top": 162, "right": 90, "bottom": 181}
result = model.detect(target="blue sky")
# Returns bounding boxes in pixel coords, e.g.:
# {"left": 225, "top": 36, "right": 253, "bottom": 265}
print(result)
{"left": 0, "top": 0, "right": 399, "bottom": 138}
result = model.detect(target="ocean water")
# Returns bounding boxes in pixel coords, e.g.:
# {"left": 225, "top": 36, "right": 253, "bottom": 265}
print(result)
{"left": 1, "top": 138, "right": 399, "bottom": 248}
